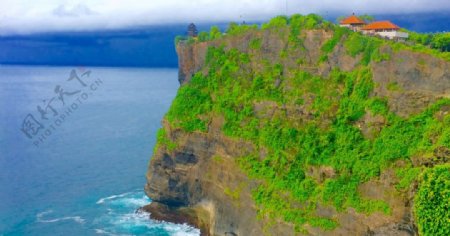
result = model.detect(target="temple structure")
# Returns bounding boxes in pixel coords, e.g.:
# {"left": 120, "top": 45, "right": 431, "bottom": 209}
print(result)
{"left": 187, "top": 23, "right": 198, "bottom": 37}
{"left": 361, "top": 21, "right": 409, "bottom": 40}
{"left": 339, "top": 14, "right": 366, "bottom": 31}
{"left": 339, "top": 14, "right": 409, "bottom": 40}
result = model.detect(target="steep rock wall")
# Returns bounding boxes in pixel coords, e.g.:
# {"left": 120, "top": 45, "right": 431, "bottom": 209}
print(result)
{"left": 146, "top": 27, "right": 450, "bottom": 236}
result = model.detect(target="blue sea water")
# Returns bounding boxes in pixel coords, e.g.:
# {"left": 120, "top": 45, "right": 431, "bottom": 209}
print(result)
{"left": 0, "top": 66, "right": 200, "bottom": 236}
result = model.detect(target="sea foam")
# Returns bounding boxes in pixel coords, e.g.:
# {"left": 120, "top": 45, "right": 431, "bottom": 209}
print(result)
{"left": 93, "top": 190, "right": 200, "bottom": 235}
{"left": 36, "top": 210, "right": 86, "bottom": 224}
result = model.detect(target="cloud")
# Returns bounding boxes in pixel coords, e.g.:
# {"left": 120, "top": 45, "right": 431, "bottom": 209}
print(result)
{"left": 0, "top": 0, "right": 448, "bottom": 35}
{"left": 52, "top": 4, "right": 96, "bottom": 17}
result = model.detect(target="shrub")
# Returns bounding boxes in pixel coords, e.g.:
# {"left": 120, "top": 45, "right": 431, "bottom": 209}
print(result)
{"left": 262, "top": 15, "right": 288, "bottom": 30}
{"left": 155, "top": 128, "right": 177, "bottom": 152}
{"left": 321, "top": 27, "right": 347, "bottom": 54}
{"left": 174, "top": 35, "right": 186, "bottom": 44}
{"left": 304, "top": 14, "right": 324, "bottom": 29}
{"left": 197, "top": 31, "right": 209, "bottom": 42}
{"left": 344, "top": 33, "right": 368, "bottom": 57}
{"left": 226, "top": 22, "right": 258, "bottom": 36}
{"left": 414, "top": 164, "right": 450, "bottom": 236}
{"left": 209, "top": 26, "right": 222, "bottom": 40}
{"left": 166, "top": 73, "right": 212, "bottom": 132}
{"left": 387, "top": 81, "right": 401, "bottom": 91}
{"left": 431, "top": 33, "right": 450, "bottom": 52}
{"left": 249, "top": 38, "right": 262, "bottom": 50}
{"left": 344, "top": 32, "right": 383, "bottom": 65}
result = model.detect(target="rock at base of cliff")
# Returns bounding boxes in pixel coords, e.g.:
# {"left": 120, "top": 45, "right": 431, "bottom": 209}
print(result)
{"left": 141, "top": 202, "right": 210, "bottom": 236}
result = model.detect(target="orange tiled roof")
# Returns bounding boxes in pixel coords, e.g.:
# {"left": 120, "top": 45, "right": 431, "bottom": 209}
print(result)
{"left": 340, "top": 15, "right": 366, "bottom": 25}
{"left": 362, "top": 21, "right": 400, "bottom": 30}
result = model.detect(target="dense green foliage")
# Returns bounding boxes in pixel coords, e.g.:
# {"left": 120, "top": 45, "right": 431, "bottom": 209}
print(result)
{"left": 414, "top": 165, "right": 450, "bottom": 236}
{"left": 166, "top": 74, "right": 212, "bottom": 132}
{"left": 197, "top": 31, "right": 209, "bottom": 42}
{"left": 209, "top": 26, "right": 222, "bottom": 40}
{"left": 261, "top": 15, "right": 289, "bottom": 30}
{"left": 227, "top": 22, "right": 258, "bottom": 36}
{"left": 289, "top": 14, "right": 329, "bottom": 48}
{"left": 289, "top": 13, "right": 327, "bottom": 31}
{"left": 408, "top": 31, "right": 450, "bottom": 52}
{"left": 343, "top": 33, "right": 391, "bottom": 65}
{"left": 166, "top": 14, "right": 450, "bottom": 233}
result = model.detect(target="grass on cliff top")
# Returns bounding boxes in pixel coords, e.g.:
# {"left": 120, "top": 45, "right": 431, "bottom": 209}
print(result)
{"left": 165, "top": 14, "right": 450, "bottom": 234}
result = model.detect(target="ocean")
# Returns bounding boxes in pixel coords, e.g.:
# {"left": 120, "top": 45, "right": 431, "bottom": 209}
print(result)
{"left": 0, "top": 66, "right": 200, "bottom": 236}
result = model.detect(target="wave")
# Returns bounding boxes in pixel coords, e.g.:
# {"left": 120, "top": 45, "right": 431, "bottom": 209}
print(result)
{"left": 36, "top": 210, "right": 85, "bottom": 224}
{"left": 96, "top": 192, "right": 132, "bottom": 204}
{"left": 161, "top": 223, "right": 200, "bottom": 236}
{"left": 94, "top": 190, "right": 200, "bottom": 235}
{"left": 96, "top": 191, "right": 151, "bottom": 208}
{"left": 94, "top": 228, "right": 127, "bottom": 236}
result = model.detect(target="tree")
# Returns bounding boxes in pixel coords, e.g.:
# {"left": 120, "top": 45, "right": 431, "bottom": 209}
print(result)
{"left": 359, "top": 14, "right": 375, "bottom": 23}
{"left": 431, "top": 33, "right": 450, "bottom": 52}
{"left": 408, "top": 31, "right": 432, "bottom": 45}
{"left": 226, "top": 22, "right": 239, "bottom": 34}
{"left": 261, "top": 15, "right": 288, "bottom": 30}
{"left": 209, "top": 26, "right": 221, "bottom": 40}
{"left": 198, "top": 31, "right": 209, "bottom": 42}
{"left": 336, "top": 16, "right": 346, "bottom": 23}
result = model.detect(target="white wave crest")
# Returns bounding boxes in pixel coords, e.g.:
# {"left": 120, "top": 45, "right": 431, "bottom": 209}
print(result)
{"left": 162, "top": 223, "right": 200, "bottom": 236}
{"left": 36, "top": 210, "right": 85, "bottom": 224}
{"left": 96, "top": 190, "right": 151, "bottom": 207}
{"left": 96, "top": 192, "right": 132, "bottom": 204}
{"left": 94, "top": 228, "right": 127, "bottom": 236}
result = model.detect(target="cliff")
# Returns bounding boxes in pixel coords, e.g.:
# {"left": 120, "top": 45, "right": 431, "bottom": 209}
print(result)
{"left": 145, "top": 15, "right": 450, "bottom": 236}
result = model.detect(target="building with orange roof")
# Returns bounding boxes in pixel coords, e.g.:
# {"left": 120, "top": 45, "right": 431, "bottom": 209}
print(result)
{"left": 362, "top": 21, "right": 400, "bottom": 31}
{"left": 339, "top": 14, "right": 409, "bottom": 41}
{"left": 339, "top": 13, "right": 366, "bottom": 31}
{"left": 361, "top": 21, "right": 408, "bottom": 40}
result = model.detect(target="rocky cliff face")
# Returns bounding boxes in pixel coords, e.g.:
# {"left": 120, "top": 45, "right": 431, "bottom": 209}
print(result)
{"left": 144, "top": 118, "right": 273, "bottom": 236}
{"left": 145, "top": 19, "right": 450, "bottom": 236}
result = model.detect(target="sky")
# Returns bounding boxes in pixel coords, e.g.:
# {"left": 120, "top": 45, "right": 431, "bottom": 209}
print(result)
{"left": 0, "top": 0, "right": 449, "bottom": 35}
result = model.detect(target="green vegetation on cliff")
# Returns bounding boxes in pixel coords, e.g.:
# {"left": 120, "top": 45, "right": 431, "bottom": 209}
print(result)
{"left": 414, "top": 164, "right": 450, "bottom": 236}
{"left": 408, "top": 31, "right": 450, "bottom": 52}
{"left": 166, "top": 14, "right": 450, "bottom": 234}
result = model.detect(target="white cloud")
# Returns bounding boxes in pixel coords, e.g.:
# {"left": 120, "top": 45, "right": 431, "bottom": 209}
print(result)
{"left": 0, "top": 0, "right": 448, "bottom": 35}
{"left": 52, "top": 4, "right": 96, "bottom": 17}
